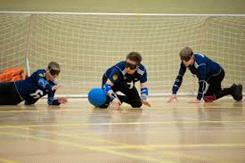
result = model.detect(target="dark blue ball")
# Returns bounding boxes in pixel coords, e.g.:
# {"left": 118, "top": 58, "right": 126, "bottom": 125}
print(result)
{"left": 88, "top": 88, "right": 106, "bottom": 107}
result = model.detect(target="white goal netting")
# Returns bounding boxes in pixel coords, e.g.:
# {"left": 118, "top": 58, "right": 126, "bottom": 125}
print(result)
{"left": 0, "top": 13, "right": 244, "bottom": 96}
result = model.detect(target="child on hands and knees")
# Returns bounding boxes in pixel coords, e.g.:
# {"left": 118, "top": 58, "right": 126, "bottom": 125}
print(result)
{"left": 0, "top": 61, "right": 67, "bottom": 105}
{"left": 168, "top": 47, "right": 243, "bottom": 103}
{"left": 101, "top": 52, "right": 151, "bottom": 109}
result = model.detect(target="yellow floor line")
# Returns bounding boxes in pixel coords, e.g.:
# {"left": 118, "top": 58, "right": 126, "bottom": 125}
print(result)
{"left": 93, "top": 143, "right": 245, "bottom": 149}
{"left": 0, "top": 158, "right": 18, "bottom": 163}
{"left": 1, "top": 126, "right": 212, "bottom": 162}
{"left": 0, "top": 131, "right": 171, "bottom": 163}
{"left": 0, "top": 120, "right": 245, "bottom": 128}
{"left": 0, "top": 105, "right": 243, "bottom": 113}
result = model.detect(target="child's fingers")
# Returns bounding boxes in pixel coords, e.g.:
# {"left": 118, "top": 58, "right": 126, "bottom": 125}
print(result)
{"left": 142, "top": 101, "right": 151, "bottom": 107}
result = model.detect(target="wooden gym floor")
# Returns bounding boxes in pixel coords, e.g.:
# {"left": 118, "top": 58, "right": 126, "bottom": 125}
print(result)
{"left": 0, "top": 97, "right": 244, "bottom": 163}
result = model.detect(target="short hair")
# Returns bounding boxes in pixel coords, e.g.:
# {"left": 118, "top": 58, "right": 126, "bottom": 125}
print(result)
{"left": 179, "top": 47, "right": 193, "bottom": 61}
{"left": 47, "top": 61, "right": 60, "bottom": 75}
{"left": 126, "top": 52, "right": 142, "bottom": 65}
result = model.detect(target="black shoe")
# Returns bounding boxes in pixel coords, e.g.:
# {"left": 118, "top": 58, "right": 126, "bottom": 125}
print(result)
{"left": 233, "top": 84, "right": 243, "bottom": 101}
{"left": 236, "top": 84, "right": 243, "bottom": 101}
{"left": 230, "top": 84, "right": 237, "bottom": 100}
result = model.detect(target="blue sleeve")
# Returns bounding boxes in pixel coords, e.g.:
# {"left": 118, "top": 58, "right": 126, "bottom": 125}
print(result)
{"left": 38, "top": 78, "right": 53, "bottom": 91}
{"left": 172, "top": 62, "right": 186, "bottom": 94}
{"left": 107, "top": 68, "right": 122, "bottom": 84}
{"left": 35, "top": 70, "right": 53, "bottom": 91}
{"left": 140, "top": 69, "right": 147, "bottom": 83}
{"left": 197, "top": 63, "right": 207, "bottom": 100}
{"left": 103, "top": 84, "right": 118, "bottom": 100}
{"left": 47, "top": 90, "right": 60, "bottom": 105}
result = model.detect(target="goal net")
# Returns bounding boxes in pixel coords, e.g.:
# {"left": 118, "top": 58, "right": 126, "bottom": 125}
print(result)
{"left": 0, "top": 12, "right": 245, "bottom": 96}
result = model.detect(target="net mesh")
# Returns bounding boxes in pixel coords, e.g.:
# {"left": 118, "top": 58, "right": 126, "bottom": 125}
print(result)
{"left": 0, "top": 13, "right": 244, "bottom": 95}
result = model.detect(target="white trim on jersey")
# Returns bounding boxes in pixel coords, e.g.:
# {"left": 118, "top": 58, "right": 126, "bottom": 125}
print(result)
{"left": 194, "top": 61, "right": 206, "bottom": 69}
{"left": 137, "top": 68, "right": 145, "bottom": 76}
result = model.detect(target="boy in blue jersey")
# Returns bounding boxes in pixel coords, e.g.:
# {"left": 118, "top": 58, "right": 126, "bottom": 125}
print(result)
{"left": 101, "top": 52, "right": 151, "bottom": 109}
{"left": 168, "top": 47, "right": 243, "bottom": 103}
{"left": 0, "top": 62, "right": 67, "bottom": 105}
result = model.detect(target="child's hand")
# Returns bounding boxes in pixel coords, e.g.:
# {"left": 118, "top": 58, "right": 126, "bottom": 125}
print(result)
{"left": 142, "top": 100, "right": 151, "bottom": 107}
{"left": 58, "top": 97, "right": 68, "bottom": 104}
{"left": 110, "top": 98, "right": 121, "bottom": 110}
{"left": 168, "top": 95, "right": 177, "bottom": 103}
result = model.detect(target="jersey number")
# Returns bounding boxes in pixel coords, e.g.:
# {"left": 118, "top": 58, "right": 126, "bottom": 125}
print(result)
{"left": 127, "top": 81, "right": 134, "bottom": 89}
{"left": 30, "top": 90, "right": 44, "bottom": 99}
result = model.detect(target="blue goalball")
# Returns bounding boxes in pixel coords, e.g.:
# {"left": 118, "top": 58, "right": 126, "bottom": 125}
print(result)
{"left": 88, "top": 88, "right": 107, "bottom": 107}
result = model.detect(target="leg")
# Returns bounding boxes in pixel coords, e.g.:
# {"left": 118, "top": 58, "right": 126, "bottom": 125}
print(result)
{"left": 204, "top": 69, "right": 225, "bottom": 102}
{"left": 0, "top": 82, "right": 22, "bottom": 105}
{"left": 214, "top": 68, "right": 242, "bottom": 101}
{"left": 205, "top": 69, "right": 242, "bottom": 102}
{"left": 120, "top": 86, "right": 142, "bottom": 108}
{"left": 216, "top": 84, "right": 235, "bottom": 100}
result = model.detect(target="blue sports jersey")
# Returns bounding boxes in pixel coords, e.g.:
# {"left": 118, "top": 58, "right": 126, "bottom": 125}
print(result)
{"left": 104, "top": 61, "right": 147, "bottom": 89}
{"left": 14, "top": 69, "right": 59, "bottom": 105}
{"left": 172, "top": 53, "right": 222, "bottom": 100}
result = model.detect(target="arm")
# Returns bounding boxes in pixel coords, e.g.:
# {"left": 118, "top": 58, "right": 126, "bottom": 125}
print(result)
{"left": 47, "top": 90, "right": 60, "bottom": 105}
{"left": 102, "top": 70, "right": 122, "bottom": 109}
{"left": 139, "top": 69, "right": 151, "bottom": 107}
{"left": 103, "top": 69, "right": 123, "bottom": 99}
{"left": 36, "top": 73, "right": 54, "bottom": 92}
{"left": 168, "top": 62, "right": 186, "bottom": 103}
{"left": 140, "top": 82, "right": 148, "bottom": 101}
{"left": 37, "top": 74, "right": 64, "bottom": 105}
{"left": 103, "top": 80, "right": 119, "bottom": 101}
{"left": 196, "top": 64, "right": 207, "bottom": 101}
{"left": 172, "top": 62, "right": 186, "bottom": 95}
{"left": 140, "top": 82, "right": 151, "bottom": 107}
{"left": 139, "top": 68, "right": 148, "bottom": 100}
{"left": 47, "top": 90, "right": 67, "bottom": 105}
{"left": 103, "top": 81, "right": 121, "bottom": 109}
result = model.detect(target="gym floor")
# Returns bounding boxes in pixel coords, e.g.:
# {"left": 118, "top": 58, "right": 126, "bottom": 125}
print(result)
{"left": 0, "top": 97, "right": 244, "bottom": 163}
